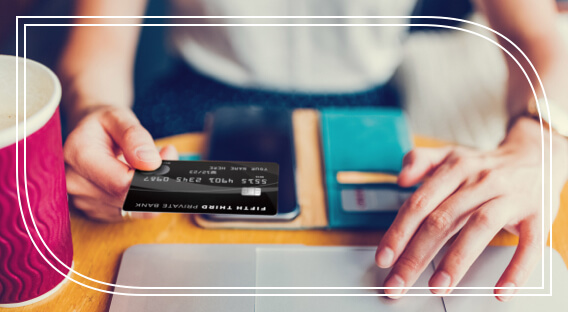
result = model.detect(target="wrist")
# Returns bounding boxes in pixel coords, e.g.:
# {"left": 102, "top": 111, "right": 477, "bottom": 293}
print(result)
{"left": 503, "top": 116, "right": 568, "bottom": 178}
{"left": 505, "top": 115, "right": 566, "bottom": 144}
{"left": 64, "top": 100, "right": 107, "bottom": 130}
{"left": 58, "top": 68, "right": 133, "bottom": 130}
{"left": 60, "top": 78, "right": 132, "bottom": 130}
{"left": 65, "top": 102, "right": 128, "bottom": 132}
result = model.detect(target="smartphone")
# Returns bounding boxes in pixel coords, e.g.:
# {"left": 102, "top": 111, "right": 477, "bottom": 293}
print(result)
{"left": 203, "top": 105, "right": 300, "bottom": 221}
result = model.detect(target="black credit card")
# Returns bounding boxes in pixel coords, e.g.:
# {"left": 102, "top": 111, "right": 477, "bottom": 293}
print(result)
{"left": 123, "top": 160, "right": 279, "bottom": 215}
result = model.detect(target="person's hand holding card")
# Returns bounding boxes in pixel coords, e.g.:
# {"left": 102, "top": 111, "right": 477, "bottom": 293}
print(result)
{"left": 64, "top": 105, "right": 178, "bottom": 222}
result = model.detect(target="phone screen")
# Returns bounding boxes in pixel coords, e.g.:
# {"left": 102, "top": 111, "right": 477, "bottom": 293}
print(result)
{"left": 204, "top": 106, "right": 299, "bottom": 219}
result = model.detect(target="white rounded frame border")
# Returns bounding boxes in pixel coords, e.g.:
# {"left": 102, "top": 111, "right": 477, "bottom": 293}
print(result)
{"left": 15, "top": 15, "right": 554, "bottom": 297}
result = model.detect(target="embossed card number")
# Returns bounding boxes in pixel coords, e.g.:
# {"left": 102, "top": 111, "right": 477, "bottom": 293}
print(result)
{"left": 123, "top": 160, "right": 279, "bottom": 216}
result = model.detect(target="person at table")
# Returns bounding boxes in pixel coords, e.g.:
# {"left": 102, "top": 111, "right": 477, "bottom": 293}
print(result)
{"left": 58, "top": 0, "right": 568, "bottom": 301}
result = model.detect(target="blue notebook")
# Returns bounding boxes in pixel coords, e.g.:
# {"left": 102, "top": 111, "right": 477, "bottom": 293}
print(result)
{"left": 320, "top": 107, "right": 414, "bottom": 229}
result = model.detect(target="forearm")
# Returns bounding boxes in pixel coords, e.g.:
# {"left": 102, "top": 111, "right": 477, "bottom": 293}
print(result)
{"left": 479, "top": 0, "right": 568, "bottom": 119}
{"left": 58, "top": 0, "right": 148, "bottom": 128}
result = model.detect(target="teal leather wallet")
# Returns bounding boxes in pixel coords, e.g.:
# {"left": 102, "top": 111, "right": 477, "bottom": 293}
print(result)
{"left": 320, "top": 107, "right": 414, "bottom": 229}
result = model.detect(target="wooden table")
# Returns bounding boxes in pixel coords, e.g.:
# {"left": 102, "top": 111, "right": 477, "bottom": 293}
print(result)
{"left": 4, "top": 133, "right": 568, "bottom": 312}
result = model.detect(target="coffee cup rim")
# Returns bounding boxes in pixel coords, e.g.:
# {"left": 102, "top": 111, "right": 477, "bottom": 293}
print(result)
{"left": 0, "top": 55, "right": 62, "bottom": 149}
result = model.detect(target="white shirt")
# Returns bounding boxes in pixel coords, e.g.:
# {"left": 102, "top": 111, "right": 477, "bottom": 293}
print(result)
{"left": 170, "top": 0, "right": 417, "bottom": 93}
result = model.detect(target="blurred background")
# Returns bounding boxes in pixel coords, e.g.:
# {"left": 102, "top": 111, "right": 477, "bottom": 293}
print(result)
{"left": 2, "top": 0, "right": 568, "bottom": 149}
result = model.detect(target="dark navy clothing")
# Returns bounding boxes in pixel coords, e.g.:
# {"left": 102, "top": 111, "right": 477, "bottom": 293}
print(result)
{"left": 133, "top": 62, "right": 398, "bottom": 139}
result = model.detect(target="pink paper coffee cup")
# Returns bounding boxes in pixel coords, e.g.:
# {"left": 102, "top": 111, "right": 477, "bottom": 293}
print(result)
{"left": 0, "top": 55, "right": 73, "bottom": 307}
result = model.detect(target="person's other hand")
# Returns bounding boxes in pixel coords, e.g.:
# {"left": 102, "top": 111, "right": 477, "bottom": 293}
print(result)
{"left": 64, "top": 105, "right": 179, "bottom": 222}
{"left": 375, "top": 117, "right": 568, "bottom": 301}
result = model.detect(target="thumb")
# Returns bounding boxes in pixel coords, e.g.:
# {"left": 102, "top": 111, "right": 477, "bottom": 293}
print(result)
{"left": 100, "top": 108, "right": 161, "bottom": 171}
{"left": 398, "top": 147, "right": 451, "bottom": 187}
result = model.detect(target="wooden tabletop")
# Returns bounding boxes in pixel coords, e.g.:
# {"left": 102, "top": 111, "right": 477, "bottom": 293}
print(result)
{"left": 4, "top": 133, "right": 567, "bottom": 312}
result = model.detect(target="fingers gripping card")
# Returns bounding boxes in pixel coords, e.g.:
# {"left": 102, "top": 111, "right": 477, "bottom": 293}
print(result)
{"left": 123, "top": 160, "right": 278, "bottom": 216}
